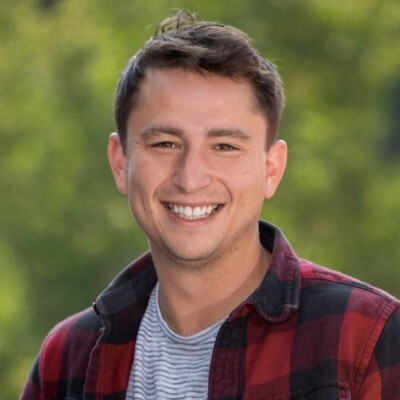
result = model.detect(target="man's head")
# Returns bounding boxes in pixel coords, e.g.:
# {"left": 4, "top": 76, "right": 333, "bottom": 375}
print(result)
{"left": 114, "top": 10, "right": 285, "bottom": 151}
{"left": 108, "top": 12, "right": 288, "bottom": 267}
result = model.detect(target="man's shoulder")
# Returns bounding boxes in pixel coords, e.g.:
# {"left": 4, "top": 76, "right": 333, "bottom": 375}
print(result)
{"left": 40, "top": 306, "right": 103, "bottom": 363}
{"left": 47, "top": 306, "right": 102, "bottom": 336}
{"left": 298, "top": 259, "right": 400, "bottom": 321}
{"left": 22, "top": 308, "right": 105, "bottom": 399}
{"left": 299, "top": 259, "right": 397, "bottom": 297}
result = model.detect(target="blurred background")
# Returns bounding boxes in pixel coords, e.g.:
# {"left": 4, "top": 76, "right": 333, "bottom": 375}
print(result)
{"left": 1, "top": 0, "right": 399, "bottom": 398}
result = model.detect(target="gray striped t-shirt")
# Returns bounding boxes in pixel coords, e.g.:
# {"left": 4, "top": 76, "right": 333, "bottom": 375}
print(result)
{"left": 126, "top": 283, "right": 226, "bottom": 400}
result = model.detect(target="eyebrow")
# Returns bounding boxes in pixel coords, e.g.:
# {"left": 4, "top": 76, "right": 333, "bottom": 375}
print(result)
{"left": 207, "top": 128, "right": 252, "bottom": 141}
{"left": 140, "top": 126, "right": 183, "bottom": 139}
{"left": 139, "top": 125, "right": 252, "bottom": 141}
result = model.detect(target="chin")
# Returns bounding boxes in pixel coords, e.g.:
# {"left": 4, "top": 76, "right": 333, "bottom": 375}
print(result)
{"left": 165, "top": 247, "right": 220, "bottom": 268}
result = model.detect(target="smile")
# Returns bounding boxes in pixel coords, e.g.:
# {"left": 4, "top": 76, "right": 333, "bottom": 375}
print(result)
{"left": 168, "top": 203, "right": 219, "bottom": 220}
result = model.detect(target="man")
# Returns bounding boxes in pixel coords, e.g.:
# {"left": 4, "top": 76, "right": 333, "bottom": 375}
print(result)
{"left": 21, "top": 10, "right": 400, "bottom": 400}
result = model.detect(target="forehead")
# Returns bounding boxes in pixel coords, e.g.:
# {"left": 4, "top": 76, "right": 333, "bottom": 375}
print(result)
{"left": 133, "top": 67, "right": 264, "bottom": 118}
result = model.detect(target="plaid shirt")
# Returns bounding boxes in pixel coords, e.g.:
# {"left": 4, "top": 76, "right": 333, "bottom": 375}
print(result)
{"left": 20, "top": 221, "right": 400, "bottom": 399}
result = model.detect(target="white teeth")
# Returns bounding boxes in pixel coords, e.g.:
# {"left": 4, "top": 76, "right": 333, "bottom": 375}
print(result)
{"left": 193, "top": 207, "right": 202, "bottom": 217}
{"left": 168, "top": 203, "right": 218, "bottom": 220}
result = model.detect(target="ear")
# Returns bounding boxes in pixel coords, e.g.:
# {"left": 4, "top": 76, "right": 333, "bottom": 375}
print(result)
{"left": 265, "top": 140, "right": 287, "bottom": 199}
{"left": 108, "top": 132, "right": 128, "bottom": 195}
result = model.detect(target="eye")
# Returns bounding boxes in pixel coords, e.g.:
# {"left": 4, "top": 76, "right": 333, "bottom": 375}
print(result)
{"left": 215, "top": 143, "right": 239, "bottom": 151}
{"left": 151, "top": 141, "right": 177, "bottom": 148}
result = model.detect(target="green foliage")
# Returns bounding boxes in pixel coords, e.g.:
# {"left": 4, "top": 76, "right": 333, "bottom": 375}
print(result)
{"left": 1, "top": 1, "right": 399, "bottom": 398}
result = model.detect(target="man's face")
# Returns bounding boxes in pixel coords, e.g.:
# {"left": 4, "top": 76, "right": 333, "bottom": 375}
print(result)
{"left": 108, "top": 68, "right": 286, "bottom": 267}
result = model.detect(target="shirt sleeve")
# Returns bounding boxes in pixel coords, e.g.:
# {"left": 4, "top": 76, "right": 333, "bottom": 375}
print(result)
{"left": 360, "top": 306, "right": 400, "bottom": 399}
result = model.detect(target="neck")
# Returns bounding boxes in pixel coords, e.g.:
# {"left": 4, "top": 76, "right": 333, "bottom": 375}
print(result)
{"left": 152, "top": 239, "right": 271, "bottom": 336}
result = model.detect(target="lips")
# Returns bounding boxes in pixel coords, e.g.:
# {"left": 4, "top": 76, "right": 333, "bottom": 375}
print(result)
{"left": 167, "top": 203, "right": 219, "bottom": 220}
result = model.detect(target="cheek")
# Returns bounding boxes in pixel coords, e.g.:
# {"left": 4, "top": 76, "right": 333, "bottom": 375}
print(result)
{"left": 222, "top": 156, "right": 266, "bottom": 184}
{"left": 222, "top": 170, "right": 267, "bottom": 205}
{"left": 126, "top": 156, "right": 170, "bottom": 196}
{"left": 237, "top": 163, "right": 268, "bottom": 199}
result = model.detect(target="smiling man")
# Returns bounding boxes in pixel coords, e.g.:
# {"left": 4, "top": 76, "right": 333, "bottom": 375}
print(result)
{"left": 21, "top": 11, "right": 400, "bottom": 400}
{"left": 108, "top": 67, "right": 286, "bottom": 338}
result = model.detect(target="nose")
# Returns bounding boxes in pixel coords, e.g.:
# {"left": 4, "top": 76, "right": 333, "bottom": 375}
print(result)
{"left": 172, "top": 147, "right": 212, "bottom": 193}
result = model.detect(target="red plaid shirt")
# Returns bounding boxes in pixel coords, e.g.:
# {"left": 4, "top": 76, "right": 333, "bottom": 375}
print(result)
{"left": 20, "top": 221, "right": 400, "bottom": 399}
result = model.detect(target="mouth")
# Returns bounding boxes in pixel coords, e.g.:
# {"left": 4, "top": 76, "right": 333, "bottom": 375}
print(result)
{"left": 167, "top": 203, "right": 220, "bottom": 220}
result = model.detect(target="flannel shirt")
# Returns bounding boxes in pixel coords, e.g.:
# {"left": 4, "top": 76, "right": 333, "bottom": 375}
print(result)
{"left": 20, "top": 221, "right": 400, "bottom": 399}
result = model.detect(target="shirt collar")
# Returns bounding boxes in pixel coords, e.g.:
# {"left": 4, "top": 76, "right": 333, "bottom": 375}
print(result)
{"left": 94, "top": 251, "right": 157, "bottom": 316}
{"left": 229, "top": 221, "right": 300, "bottom": 323}
{"left": 95, "top": 221, "right": 300, "bottom": 322}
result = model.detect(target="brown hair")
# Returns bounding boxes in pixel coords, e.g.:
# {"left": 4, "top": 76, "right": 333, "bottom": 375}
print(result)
{"left": 114, "top": 10, "right": 285, "bottom": 150}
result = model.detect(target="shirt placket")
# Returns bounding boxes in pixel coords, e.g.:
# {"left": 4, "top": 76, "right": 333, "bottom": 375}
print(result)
{"left": 208, "top": 318, "right": 247, "bottom": 400}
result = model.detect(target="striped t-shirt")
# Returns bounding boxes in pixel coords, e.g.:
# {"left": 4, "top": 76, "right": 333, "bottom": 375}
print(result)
{"left": 126, "top": 283, "right": 226, "bottom": 400}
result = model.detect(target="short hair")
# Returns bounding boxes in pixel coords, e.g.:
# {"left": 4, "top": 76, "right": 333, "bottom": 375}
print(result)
{"left": 114, "top": 10, "right": 285, "bottom": 150}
